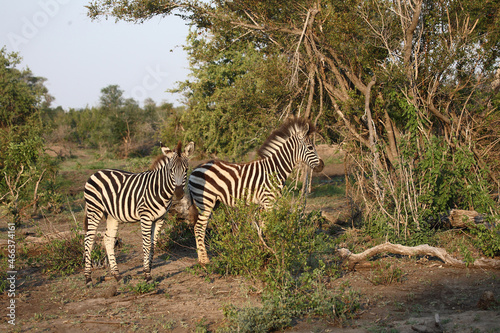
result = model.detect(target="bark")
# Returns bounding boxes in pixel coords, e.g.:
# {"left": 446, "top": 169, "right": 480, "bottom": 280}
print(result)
{"left": 403, "top": 0, "right": 422, "bottom": 74}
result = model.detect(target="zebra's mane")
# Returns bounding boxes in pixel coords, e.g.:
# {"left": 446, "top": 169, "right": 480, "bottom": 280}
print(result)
{"left": 149, "top": 142, "right": 183, "bottom": 170}
{"left": 150, "top": 155, "right": 168, "bottom": 171}
{"left": 257, "top": 117, "right": 315, "bottom": 159}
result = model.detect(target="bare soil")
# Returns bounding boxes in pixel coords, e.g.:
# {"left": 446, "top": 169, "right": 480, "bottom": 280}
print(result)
{"left": 1, "top": 146, "right": 499, "bottom": 332}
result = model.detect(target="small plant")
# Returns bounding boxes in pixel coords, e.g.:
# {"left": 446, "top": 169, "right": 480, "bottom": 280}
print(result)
{"left": 366, "top": 262, "right": 405, "bottom": 285}
{"left": 90, "top": 237, "right": 107, "bottom": 268}
{"left": 128, "top": 280, "right": 158, "bottom": 295}
{"left": 458, "top": 242, "right": 475, "bottom": 267}
{"left": 194, "top": 318, "right": 209, "bottom": 333}
{"left": 223, "top": 282, "right": 360, "bottom": 332}
{"left": 32, "top": 228, "right": 106, "bottom": 276}
{"left": 36, "top": 228, "right": 85, "bottom": 276}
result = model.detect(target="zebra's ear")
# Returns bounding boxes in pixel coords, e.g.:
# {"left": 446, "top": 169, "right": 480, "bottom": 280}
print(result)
{"left": 161, "top": 146, "right": 175, "bottom": 159}
{"left": 184, "top": 141, "right": 195, "bottom": 157}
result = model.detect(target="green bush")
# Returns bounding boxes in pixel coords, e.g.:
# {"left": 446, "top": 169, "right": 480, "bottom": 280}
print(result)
{"left": 224, "top": 278, "right": 360, "bottom": 332}
{"left": 156, "top": 217, "right": 196, "bottom": 252}
{"left": 208, "top": 193, "right": 330, "bottom": 287}
{"left": 468, "top": 222, "right": 500, "bottom": 258}
{"left": 363, "top": 134, "right": 499, "bottom": 246}
{"left": 207, "top": 190, "right": 360, "bottom": 330}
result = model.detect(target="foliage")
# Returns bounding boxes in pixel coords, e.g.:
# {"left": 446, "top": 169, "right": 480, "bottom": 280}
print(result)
{"left": 174, "top": 31, "right": 291, "bottom": 158}
{"left": 0, "top": 48, "right": 58, "bottom": 223}
{"left": 467, "top": 223, "right": 500, "bottom": 258}
{"left": 207, "top": 190, "right": 360, "bottom": 329}
{"left": 223, "top": 280, "right": 360, "bottom": 332}
{"left": 31, "top": 228, "right": 106, "bottom": 277}
{"left": 32, "top": 228, "right": 84, "bottom": 276}
{"left": 42, "top": 85, "right": 181, "bottom": 157}
{"left": 156, "top": 216, "right": 196, "bottom": 252}
{"left": 207, "top": 192, "right": 329, "bottom": 286}
{"left": 358, "top": 130, "right": 498, "bottom": 245}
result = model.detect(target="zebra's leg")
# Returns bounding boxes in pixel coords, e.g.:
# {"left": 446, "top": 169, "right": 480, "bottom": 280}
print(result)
{"left": 146, "top": 218, "right": 165, "bottom": 282}
{"left": 140, "top": 218, "right": 155, "bottom": 282}
{"left": 194, "top": 209, "right": 212, "bottom": 265}
{"left": 103, "top": 216, "right": 121, "bottom": 282}
{"left": 84, "top": 211, "right": 103, "bottom": 286}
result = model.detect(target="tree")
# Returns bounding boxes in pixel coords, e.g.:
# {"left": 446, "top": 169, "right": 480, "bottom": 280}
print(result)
{"left": 0, "top": 48, "right": 56, "bottom": 222}
{"left": 171, "top": 30, "right": 292, "bottom": 157}
{"left": 87, "top": 0, "right": 500, "bottom": 237}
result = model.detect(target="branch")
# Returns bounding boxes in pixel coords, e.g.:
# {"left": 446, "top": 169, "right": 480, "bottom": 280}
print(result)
{"left": 338, "top": 242, "right": 500, "bottom": 269}
{"left": 403, "top": 0, "right": 422, "bottom": 70}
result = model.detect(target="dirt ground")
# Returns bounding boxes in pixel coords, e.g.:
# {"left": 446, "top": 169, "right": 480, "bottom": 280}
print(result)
{"left": 1, "top": 227, "right": 499, "bottom": 332}
{"left": 1, "top": 145, "right": 499, "bottom": 332}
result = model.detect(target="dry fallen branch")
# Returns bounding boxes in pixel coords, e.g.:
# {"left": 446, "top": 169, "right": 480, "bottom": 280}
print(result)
{"left": 338, "top": 242, "right": 500, "bottom": 269}
{"left": 22, "top": 230, "right": 86, "bottom": 245}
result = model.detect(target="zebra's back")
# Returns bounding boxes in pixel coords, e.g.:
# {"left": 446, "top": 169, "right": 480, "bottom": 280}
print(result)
{"left": 188, "top": 159, "right": 270, "bottom": 209}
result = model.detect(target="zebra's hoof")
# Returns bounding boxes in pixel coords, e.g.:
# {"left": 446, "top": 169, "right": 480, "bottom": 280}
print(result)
{"left": 113, "top": 274, "right": 121, "bottom": 282}
{"left": 145, "top": 275, "right": 153, "bottom": 283}
{"left": 85, "top": 277, "right": 92, "bottom": 287}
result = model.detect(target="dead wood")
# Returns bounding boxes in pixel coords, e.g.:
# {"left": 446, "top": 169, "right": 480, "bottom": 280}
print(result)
{"left": 22, "top": 230, "right": 85, "bottom": 245}
{"left": 337, "top": 242, "right": 500, "bottom": 269}
{"left": 448, "top": 209, "right": 483, "bottom": 228}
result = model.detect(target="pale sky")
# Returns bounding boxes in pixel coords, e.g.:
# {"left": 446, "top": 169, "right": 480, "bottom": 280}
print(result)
{"left": 0, "top": 1, "right": 191, "bottom": 110}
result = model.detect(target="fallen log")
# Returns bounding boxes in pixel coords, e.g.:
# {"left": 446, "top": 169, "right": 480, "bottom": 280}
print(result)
{"left": 337, "top": 242, "right": 500, "bottom": 269}
{"left": 448, "top": 209, "right": 483, "bottom": 228}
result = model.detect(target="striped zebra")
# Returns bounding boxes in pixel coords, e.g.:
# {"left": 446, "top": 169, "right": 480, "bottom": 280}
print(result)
{"left": 188, "top": 117, "right": 324, "bottom": 264}
{"left": 83, "top": 141, "right": 195, "bottom": 285}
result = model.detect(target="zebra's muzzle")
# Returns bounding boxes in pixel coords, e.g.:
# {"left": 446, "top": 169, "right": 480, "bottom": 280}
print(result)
{"left": 174, "top": 186, "right": 185, "bottom": 200}
{"left": 313, "top": 159, "right": 324, "bottom": 173}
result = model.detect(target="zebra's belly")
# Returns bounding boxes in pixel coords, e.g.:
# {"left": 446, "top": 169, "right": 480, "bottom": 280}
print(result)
{"left": 108, "top": 203, "right": 168, "bottom": 223}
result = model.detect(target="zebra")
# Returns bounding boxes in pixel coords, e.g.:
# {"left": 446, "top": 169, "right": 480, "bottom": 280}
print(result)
{"left": 83, "top": 141, "right": 195, "bottom": 285}
{"left": 188, "top": 117, "right": 324, "bottom": 264}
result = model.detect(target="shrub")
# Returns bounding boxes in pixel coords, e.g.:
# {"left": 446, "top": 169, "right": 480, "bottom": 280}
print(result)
{"left": 468, "top": 222, "right": 500, "bottom": 258}
{"left": 156, "top": 216, "right": 196, "bottom": 252}
{"left": 207, "top": 189, "right": 360, "bottom": 330}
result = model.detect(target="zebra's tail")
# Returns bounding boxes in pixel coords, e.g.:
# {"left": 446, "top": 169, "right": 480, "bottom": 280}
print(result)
{"left": 188, "top": 192, "right": 199, "bottom": 226}
{"left": 83, "top": 207, "right": 88, "bottom": 233}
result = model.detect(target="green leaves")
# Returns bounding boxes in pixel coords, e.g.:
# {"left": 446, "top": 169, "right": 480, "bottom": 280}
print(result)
{"left": 0, "top": 48, "right": 56, "bottom": 222}
{"left": 177, "top": 31, "right": 290, "bottom": 158}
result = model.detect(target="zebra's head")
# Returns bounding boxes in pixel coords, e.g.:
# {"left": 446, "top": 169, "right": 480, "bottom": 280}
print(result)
{"left": 161, "top": 141, "right": 195, "bottom": 200}
{"left": 295, "top": 121, "right": 324, "bottom": 173}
